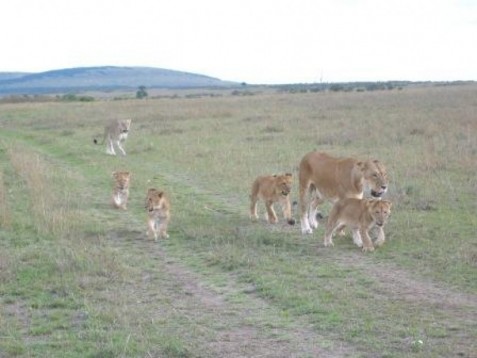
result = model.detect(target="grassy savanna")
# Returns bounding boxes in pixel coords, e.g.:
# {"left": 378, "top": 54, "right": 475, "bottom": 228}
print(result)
{"left": 0, "top": 85, "right": 476, "bottom": 357}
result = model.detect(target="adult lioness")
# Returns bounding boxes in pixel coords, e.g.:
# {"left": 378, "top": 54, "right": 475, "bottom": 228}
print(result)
{"left": 145, "top": 188, "right": 171, "bottom": 240}
{"left": 94, "top": 118, "right": 132, "bottom": 156}
{"left": 111, "top": 171, "right": 130, "bottom": 210}
{"left": 250, "top": 173, "right": 296, "bottom": 225}
{"left": 324, "top": 198, "right": 392, "bottom": 252}
{"left": 299, "top": 151, "right": 388, "bottom": 234}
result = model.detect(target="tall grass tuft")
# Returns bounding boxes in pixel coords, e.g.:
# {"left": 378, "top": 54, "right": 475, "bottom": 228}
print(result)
{"left": 7, "top": 145, "right": 84, "bottom": 238}
{"left": 0, "top": 170, "right": 12, "bottom": 228}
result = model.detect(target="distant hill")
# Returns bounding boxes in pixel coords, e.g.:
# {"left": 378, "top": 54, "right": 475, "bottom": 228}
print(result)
{"left": 0, "top": 66, "right": 237, "bottom": 95}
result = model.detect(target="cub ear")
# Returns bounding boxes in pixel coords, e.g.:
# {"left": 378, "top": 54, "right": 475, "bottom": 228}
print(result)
{"left": 285, "top": 172, "right": 293, "bottom": 177}
{"left": 364, "top": 201, "right": 375, "bottom": 210}
{"left": 373, "top": 159, "right": 380, "bottom": 164}
{"left": 157, "top": 191, "right": 164, "bottom": 198}
{"left": 112, "top": 171, "right": 117, "bottom": 177}
{"left": 356, "top": 161, "right": 366, "bottom": 171}
{"left": 383, "top": 200, "right": 392, "bottom": 208}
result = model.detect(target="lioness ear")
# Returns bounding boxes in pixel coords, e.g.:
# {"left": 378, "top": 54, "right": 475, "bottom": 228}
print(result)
{"left": 373, "top": 159, "right": 380, "bottom": 164}
{"left": 157, "top": 191, "right": 164, "bottom": 198}
{"left": 356, "top": 161, "right": 365, "bottom": 170}
{"left": 285, "top": 172, "right": 292, "bottom": 177}
{"left": 112, "top": 171, "right": 117, "bottom": 177}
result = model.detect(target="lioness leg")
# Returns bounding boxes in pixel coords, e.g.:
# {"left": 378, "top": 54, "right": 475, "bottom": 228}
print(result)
{"left": 106, "top": 138, "right": 116, "bottom": 155}
{"left": 308, "top": 196, "right": 324, "bottom": 229}
{"left": 299, "top": 182, "right": 313, "bottom": 234}
{"left": 265, "top": 200, "right": 278, "bottom": 224}
{"left": 250, "top": 195, "right": 259, "bottom": 221}
{"left": 116, "top": 140, "right": 126, "bottom": 156}
{"left": 374, "top": 226, "right": 386, "bottom": 247}
{"left": 360, "top": 228, "right": 375, "bottom": 252}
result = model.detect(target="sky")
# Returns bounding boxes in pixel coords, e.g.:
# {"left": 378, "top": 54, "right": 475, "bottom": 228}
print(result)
{"left": 1, "top": 0, "right": 476, "bottom": 84}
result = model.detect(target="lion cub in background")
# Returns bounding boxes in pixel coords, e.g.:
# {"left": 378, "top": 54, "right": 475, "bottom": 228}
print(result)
{"left": 111, "top": 171, "right": 131, "bottom": 210}
{"left": 250, "top": 173, "right": 295, "bottom": 225}
{"left": 145, "top": 188, "right": 171, "bottom": 240}
{"left": 324, "top": 198, "right": 392, "bottom": 252}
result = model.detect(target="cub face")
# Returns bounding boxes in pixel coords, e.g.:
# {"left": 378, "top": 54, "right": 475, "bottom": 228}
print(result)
{"left": 112, "top": 171, "right": 130, "bottom": 189}
{"left": 275, "top": 173, "right": 293, "bottom": 196}
{"left": 369, "top": 200, "right": 392, "bottom": 227}
{"left": 147, "top": 190, "right": 167, "bottom": 211}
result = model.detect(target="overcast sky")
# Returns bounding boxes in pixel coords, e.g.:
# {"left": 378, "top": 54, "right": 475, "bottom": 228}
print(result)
{"left": 2, "top": 0, "right": 476, "bottom": 84}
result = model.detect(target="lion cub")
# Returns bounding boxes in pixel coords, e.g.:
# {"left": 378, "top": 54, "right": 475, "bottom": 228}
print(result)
{"left": 111, "top": 171, "right": 130, "bottom": 210}
{"left": 324, "top": 198, "right": 392, "bottom": 252}
{"left": 250, "top": 173, "right": 295, "bottom": 225}
{"left": 145, "top": 188, "right": 171, "bottom": 240}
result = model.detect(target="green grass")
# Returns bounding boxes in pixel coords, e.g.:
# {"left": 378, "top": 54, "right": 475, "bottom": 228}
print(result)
{"left": 0, "top": 85, "right": 476, "bottom": 357}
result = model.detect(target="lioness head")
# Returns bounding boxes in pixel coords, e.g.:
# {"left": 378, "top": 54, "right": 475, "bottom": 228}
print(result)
{"left": 357, "top": 160, "right": 388, "bottom": 198}
{"left": 119, "top": 119, "right": 132, "bottom": 133}
{"left": 147, "top": 189, "right": 166, "bottom": 212}
{"left": 112, "top": 171, "right": 130, "bottom": 189}
{"left": 274, "top": 173, "right": 293, "bottom": 196}
{"left": 368, "top": 199, "right": 392, "bottom": 227}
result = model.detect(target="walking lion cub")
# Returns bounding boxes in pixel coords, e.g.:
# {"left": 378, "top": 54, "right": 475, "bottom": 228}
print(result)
{"left": 250, "top": 173, "right": 295, "bottom": 225}
{"left": 324, "top": 198, "right": 392, "bottom": 252}
{"left": 111, "top": 171, "right": 130, "bottom": 210}
{"left": 145, "top": 188, "right": 171, "bottom": 240}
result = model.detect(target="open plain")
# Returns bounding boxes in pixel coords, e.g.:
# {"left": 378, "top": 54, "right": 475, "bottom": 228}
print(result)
{"left": 0, "top": 84, "right": 476, "bottom": 357}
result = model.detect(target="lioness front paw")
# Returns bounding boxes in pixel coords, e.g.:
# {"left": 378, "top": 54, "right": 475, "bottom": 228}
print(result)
{"left": 362, "top": 246, "right": 375, "bottom": 253}
{"left": 309, "top": 221, "right": 318, "bottom": 229}
{"left": 324, "top": 239, "right": 334, "bottom": 247}
{"left": 353, "top": 239, "right": 363, "bottom": 247}
{"left": 374, "top": 239, "right": 385, "bottom": 247}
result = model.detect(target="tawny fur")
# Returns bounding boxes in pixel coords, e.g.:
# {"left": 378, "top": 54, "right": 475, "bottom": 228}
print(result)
{"left": 94, "top": 118, "right": 132, "bottom": 156}
{"left": 298, "top": 151, "right": 388, "bottom": 234}
{"left": 324, "top": 198, "right": 392, "bottom": 252}
{"left": 145, "top": 188, "right": 171, "bottom": 240}
{"left": 250, "top": 173, "right": 295, "bottom": 225}
{"left": 111, "top": 171, "right": 130, "bottom": 210}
